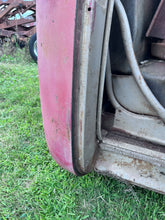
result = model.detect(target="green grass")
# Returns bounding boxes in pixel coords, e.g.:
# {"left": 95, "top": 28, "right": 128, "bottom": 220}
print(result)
{"left": 0, "top": 52, "right": 165, "bottom": 219}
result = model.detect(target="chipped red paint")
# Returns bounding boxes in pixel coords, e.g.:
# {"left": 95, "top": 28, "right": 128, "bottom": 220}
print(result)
{"left": 37, "top": 0, "right": 76, "bottom": 173}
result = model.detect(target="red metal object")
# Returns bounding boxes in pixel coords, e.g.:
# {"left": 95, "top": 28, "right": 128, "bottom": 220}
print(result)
{"left": 37, "top": 0, "right": 77, "bottom": 173}
{"left": 0, "top": 0, "right": 36, "bottom": 40}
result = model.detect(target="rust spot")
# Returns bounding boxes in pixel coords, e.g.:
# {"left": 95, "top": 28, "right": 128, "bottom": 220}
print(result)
{"left": 139, "top": 76, "right": 142, "bottom": 83}
{"left": 79, "top": 111, "right": 83, "bottom": 134}
{"left": 66, "top": 125, "right": 70, "bottom": 141}
{"left": 132, "top": 158, "right": 153, "bottom": 172}
{"left": 115, "top": 158, "right": 153, "bottom": 173}
{"left": 79, "top": 119, "right": 82, "bottom": 134}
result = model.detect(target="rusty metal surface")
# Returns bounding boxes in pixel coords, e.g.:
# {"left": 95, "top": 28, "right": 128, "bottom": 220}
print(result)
{"left": 146, "top": 0, "right": 165, "bottom": 39}
{"left": 101, "top": 132, "right": 165, "bottom": 168}
{"left": 95, "top": 150, "right": 165, "bottom": 194}
{"left": 0, "top": 0, "right": 36, "bottom": 40}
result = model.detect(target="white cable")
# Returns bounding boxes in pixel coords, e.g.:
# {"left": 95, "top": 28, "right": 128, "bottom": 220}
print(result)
{"left": 114, "top": 0, "right": 165, "bottom": 122}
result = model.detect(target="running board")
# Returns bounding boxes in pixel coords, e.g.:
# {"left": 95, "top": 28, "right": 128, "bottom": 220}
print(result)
{"left": 94, "top": 132, "right": 165, "bottom": 194}
{"left": 102, "top": 132, "right": 165, "bottom": 167}
{"left": 95, "top": 150, "right": 165, "bottom": 194}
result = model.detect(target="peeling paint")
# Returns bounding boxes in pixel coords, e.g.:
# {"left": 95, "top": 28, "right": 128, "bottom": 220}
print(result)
{"left": 37, "top": 0, "right": 76, "bottom": 174}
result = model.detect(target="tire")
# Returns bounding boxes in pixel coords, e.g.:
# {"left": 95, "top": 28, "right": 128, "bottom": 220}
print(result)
{"left": 29, "top": 33, "right": 37, "bottom": 62}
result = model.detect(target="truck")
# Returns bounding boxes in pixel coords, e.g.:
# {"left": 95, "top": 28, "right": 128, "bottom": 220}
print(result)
{"left": 37, "top": 0, "right": 165, "bottom": 194}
